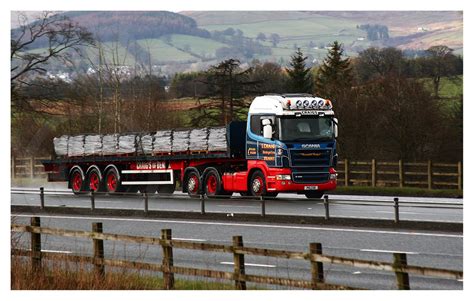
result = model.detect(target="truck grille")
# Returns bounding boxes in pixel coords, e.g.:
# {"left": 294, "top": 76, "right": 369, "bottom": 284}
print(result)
{"left": 289, "top": 149, "right": 331, "bottom": 184}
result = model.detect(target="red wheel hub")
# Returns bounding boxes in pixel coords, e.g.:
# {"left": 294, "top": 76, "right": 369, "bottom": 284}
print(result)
{"left": 206, "top": 174, "right": 217, "bottom": 195}
{"left": 252, "top": 177, "right": 264, "bottom": 195}
{"left": 89, "top": 173, "right": 100, "bottom": 192}
{"left": 72, "top": 172, "right": 83, "bottom": 192}
{"left": 107, "top": 173, "right": 117, "bottom": 192}
{"left": 188, "top": 175, "right": 199, "bottom": 194}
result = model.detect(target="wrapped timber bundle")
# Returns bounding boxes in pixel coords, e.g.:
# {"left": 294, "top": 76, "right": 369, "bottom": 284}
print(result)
{"left": 189, "top": 128, "right": 208, "bottom": 152}
{"left": 67, "top": 135, "right": 85, "bottom": 157}
{"left": 53, "top": 135, "right": 69, "bottom": 156}
{"left": 117, "top": 134, "right": 138, "bottom": 154}
{"left": 102, "top": 134, "right": 119, "bottom": 155}
{"left": 84, "top": 135, "right": 102, "bottom": 156}
{"left": 171, "top": 130, "right": 190, "bottom": 153}
{"left": 208, "top": 126, "right": 227, "bottom": 152}
{"left": 153, "top": 130, "right": 172, "bottom": 154}
{"left": 138, "top": 133, "right": 154, "bottom": 155}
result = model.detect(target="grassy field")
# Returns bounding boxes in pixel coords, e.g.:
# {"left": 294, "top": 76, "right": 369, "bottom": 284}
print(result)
{"left": 136, "top": 39, "right": 197, "bottom": 62}
{"left": 169, "top": 34, "right": 227, "bottom": 57}
{"left": 421, "top": 76, "right": 463, "bottom": 99}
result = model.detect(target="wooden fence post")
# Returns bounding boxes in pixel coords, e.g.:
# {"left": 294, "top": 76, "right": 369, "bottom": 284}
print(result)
{"left": 30, "top": 217, "right": 42, "bottom": 271}
{"left": 309, "top": 242, "right": 324, "bottom": 289}
{"left": 30, "top": 156, "right": 35, "bottom": 179}
{"left": 458, "top": 161, "right": 462, "bottom": 190}
{"left": 161, "top": 229, "right": 175, "bottom": 289}
{"left": 393, "top": 253, "right": 410, "bottom": 290}
{"left": 344, "top": 159, "right": 349, "bottom": 186}
{"left": 371, "top": 159, "right": 377, "bottom": 188}
{"left": 92, "top": 222, "right": 105, "bottom": 281}
{"left": 427, "top": 160, "right": 433, "bottom": 190}
{"left": 233, "top": 235, "right": 246, "bottom": 290}
{"left": 399, "top": 160, "right": 404, "bottom": 188}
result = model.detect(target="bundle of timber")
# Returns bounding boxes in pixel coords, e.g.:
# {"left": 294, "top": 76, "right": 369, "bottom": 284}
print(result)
{"left": 84, "top": 135, "right": 102, "bottom": 156}
{"left": 208, "top": 127, "right": 227, "bottom": 152}
{"left": 172, "top": 130, "right": 190, "bottom": 152}
{"left": 189, "top": 128, "right": 208, "bottom": 152}
{"left": 53, "top": 135, "right": 69, "bottom": 156}
{"left": 67, "top": 135, "right": 85, "bottom": 157}
{"left": 117, "top": 134, "right": 138, "bottom": 154}
{"left": 102, "top": 134, "right": 119, "bottom": 155}
{"left": 138, "top": 134, "right": 154, "bottom": 155}
{"left": 153, "top": 130, "right": 172, "bottom": 154}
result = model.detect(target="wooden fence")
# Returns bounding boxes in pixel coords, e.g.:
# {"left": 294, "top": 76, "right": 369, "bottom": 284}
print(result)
{"left": 11, "top": 156, "right": 50, "bottom": 179}
{"left": 337, "top": 159, "right": 462, "bottom": 190}
{"left": 11, "top": 217, "right": 463, "bottom": 290}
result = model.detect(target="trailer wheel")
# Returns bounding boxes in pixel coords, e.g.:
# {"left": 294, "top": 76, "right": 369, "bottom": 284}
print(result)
{"left": 185, "top": 170, "right": 201, "bottom": 198}
{"left": 249, "top": 170, "right": 267, "bottom": 197}
{"left": 70, "top": 169, "right": 86, "bottom": 194}
{"left": 203, "top": 168, "right": 229, "bottom": 198}
{"left": 87, "top": 169, "right": 104, "bottom": 193}
{"left": 304, "top": 191, "right": 324, "bottom": 199}
{"left": 105, "top": 168, "right": 125, "bottom": 194}
{"left": 158, "top": 183, "right": 175, "bottom": 195}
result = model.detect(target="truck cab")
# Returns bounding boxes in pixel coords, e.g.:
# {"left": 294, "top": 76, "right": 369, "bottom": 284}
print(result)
{"left": 231, "top": 94, "right": 338, "bottom": 198}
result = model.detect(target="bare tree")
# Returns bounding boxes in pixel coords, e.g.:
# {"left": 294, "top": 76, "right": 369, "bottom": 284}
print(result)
{"left": 11, "top": 11, "right": 94, "bottom": 95}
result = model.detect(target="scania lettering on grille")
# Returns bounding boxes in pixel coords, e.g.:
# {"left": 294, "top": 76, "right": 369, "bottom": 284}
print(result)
{"left": 301, "top": 144, "right": 320, "bottom": 148}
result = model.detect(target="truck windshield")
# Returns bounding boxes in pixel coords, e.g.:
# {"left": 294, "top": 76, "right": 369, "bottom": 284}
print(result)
{"left": 278, "top": 116, "right": 334, "bottom": 141}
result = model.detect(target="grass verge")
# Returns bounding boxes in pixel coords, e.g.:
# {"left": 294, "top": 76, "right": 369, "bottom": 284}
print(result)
{"left": 331, "top": 186, "right": 462, "bottom": 198}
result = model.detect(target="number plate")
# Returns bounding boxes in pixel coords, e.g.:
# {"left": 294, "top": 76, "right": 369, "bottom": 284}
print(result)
{"left": 304, "top": 186, "right": 319, "bottom": 190}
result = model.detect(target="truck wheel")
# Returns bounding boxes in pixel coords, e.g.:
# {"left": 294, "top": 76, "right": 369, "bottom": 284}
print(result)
{"left": 158, "top": 183, "right": 175, "bottom": 195}
{"left": 249, "top": 170, "right": 267, "bottom": 197}
{"left": 70, "top": 169, "right": 86, "bottom": 195}
{"left": 87, "top": 169, "right": 104, "bottom": 193}
{"left": 105, "top": 168, "right": 125, "bottom": 194}
{"left": 185, "top": 170, "right": 201, "bottom": 198}
{"left": 203, "top": 168, "right": 230, "bottom": 198}
{"left": 304, "top": 191, "right": 324, "bottom": 199}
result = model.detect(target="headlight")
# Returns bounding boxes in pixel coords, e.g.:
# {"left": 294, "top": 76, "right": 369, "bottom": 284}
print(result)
{"left": 329, "top": 173, "right": 337, "bottom": 180}
{"left": 276, "top": 174, "right": 292, "bottom": 180}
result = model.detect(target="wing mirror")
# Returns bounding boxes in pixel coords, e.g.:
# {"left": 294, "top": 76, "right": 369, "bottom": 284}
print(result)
{"left": 262, "top": 119, "right": 273, "bottom": 139}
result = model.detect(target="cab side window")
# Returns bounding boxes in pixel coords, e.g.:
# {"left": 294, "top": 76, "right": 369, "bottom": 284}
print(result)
{"left": 250, "top": 115, "right": 262, "bottom": 135}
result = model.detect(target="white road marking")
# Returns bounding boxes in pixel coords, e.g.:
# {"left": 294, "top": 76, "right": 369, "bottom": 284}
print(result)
{"left": 220, "top": 261, "right": 276, "bottom": 268}
{"left": 42, "top": 249, "right": 72, "bottom": 254}
{"left": 360, "top": 249, "right": 419, "bottom": 255}
{"left": 12, "top": 214, "right": 463, "bottom": 238}
{"left": 352, "top": 271, "right": 362, "bottom": 274}
{"left": 376, "top": 211, "right": 420, "bottom": 215}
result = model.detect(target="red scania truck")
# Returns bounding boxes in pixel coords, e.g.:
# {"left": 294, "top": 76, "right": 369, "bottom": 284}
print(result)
{"left": 42, "top": 94, "right": 338, "bottom": 198}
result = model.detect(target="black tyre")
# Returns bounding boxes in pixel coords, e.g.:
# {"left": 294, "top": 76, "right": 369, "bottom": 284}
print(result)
{"left": 203, "top": 168, "right": 226, "bottom": 197}
{"left": 105, "top": 168, "right": 126, "bottom": 194}
{"left": 87, "top": 169, "right": 105, "bottom": 193}
{"left": 304, "top": 191, "right": 324, "bottom": 199}
{"left": 248, "top": 170, "right": 267, "bottom": 197}
{"left": 70, "top": 169, "right": 87, "bottom": 195}
{"left": 185, "top": 170, "right": 201, "bottom": 198}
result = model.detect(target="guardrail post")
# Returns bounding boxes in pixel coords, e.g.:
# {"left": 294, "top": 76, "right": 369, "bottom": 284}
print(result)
{"left": 90, "top": 190, "right": 95, "bottom": 211}
{"left": 427, "top": 160, "right": 433, "bottom": 190}
{"left": 394, "top": 197, "right": 400, "bottom": 223}
{"left": 399, "top": 160, "right": 404, "bottom": 188}
{"left": 39, "top": 187, "right": 45, "bottom": 209}
{"left": 457, "top": 161, "right": 462, "bottom": 190}
{"left": 200, "top": 194, "right": 205, "bottom": 215}
{"left": 323, "top": 195, "right": 330, "bottom": 220}
{"left": 309, "top": 242, "right": 324, "bottom": 289}
{"left": 92, "top": 222, "right": 105, "bottom": 281}
{"left": 143, "top": 192, "right": 148, "bottom": 213}
{"left": 344, "top": 159, "right": 349, "bottom": 186}
{"left": 372, "top": 159, "right": 377, "bottom": 187}
{"left": 260, "top": 196, "right": 265, "bottom": 217}
{"left": 233, "top": 235, "right": 246, "bottom": 290}
{"left": 161, "top": 229, "right": 175, "bottom": 289}
{"left": 393, "top": 252, "right": 410, "bottom": 290}
{"left": 30, "top": 217, "right": 42, "bottom": 271}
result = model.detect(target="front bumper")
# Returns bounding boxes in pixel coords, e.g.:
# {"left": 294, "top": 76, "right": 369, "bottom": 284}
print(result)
{"left": 266, "top": 167, "right": 337, "bottom": 192}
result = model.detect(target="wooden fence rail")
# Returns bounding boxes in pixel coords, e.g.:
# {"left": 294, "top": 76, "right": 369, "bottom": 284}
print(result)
{"left": 11, "top": 218, "right": 463, "bottom": 290}
{"left": 337, "top": 159, "right": 462, "bottom": 190}
{"left": 11, "top": 156, "right": 50, "bottom": 179}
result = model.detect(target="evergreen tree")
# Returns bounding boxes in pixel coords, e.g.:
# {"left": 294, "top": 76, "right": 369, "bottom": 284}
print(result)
{"left": 285, "top": 48, "right": 313, "bottom": 93}
{"left": 314, "top": 41, "right": 352, "bottom": 98}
